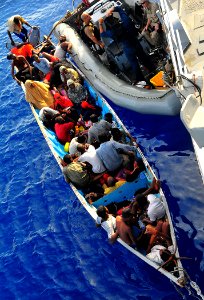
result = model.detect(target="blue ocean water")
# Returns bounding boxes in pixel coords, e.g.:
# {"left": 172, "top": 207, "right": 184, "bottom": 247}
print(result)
{"left": 0, "top": 0, "right": 204, "bottom": 299}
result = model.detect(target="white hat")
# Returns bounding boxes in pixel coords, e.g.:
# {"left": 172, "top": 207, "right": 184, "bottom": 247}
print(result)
{"left": 67, "top": 79, "right": 74, "bottom": 86}
{"left": 59, "top": 66, "right": 66, "bottom": 73}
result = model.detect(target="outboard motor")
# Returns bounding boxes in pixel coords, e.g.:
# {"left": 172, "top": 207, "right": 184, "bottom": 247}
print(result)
{"left": 28, "top": 26, "right": 40, "bottom": 47}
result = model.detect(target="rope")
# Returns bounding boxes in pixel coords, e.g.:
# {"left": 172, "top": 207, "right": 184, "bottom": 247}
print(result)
{"left": 171, "top": 267, "right": 204, "bottom": 300}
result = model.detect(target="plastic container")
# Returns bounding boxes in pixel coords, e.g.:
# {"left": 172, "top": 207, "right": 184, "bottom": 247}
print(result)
{"left": 150, "top": 71, "right": 165, "bottom": 87}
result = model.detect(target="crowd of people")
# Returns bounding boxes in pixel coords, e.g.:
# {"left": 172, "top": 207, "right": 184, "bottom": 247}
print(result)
{"left": 6, "top": 5, "right": 175, "bottom": 272}
{"left": 96, "top": 178, "right": 176, "bottom": 271}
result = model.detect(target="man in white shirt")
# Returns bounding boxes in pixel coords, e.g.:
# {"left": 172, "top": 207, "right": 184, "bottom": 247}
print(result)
{"left": 96, "top": 206, "right": 118, "bottom": 243}
{"left": 77, "top": 144, "right": 106, "bottom": 174}
{"left": 69, "top": 135, "right": 87, "bottom": 155}
{"left": 147, "top": 194, "right": 166, "bottom": 222}
{"left": 146, "top": 244, "right": 174, "bottom": 265}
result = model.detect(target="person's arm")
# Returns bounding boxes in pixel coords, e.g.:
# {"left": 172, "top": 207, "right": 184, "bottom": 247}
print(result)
{"left": 11, "top": 62, "right": 21, "bottom": 85}
{"left": 7, "top": 30, "right": 15, "bottom": 46}
{"left": 22, "top": 56, "right": 32, "bottom": 77}
{"left": 145, "top": 18, "right": 151, "bottom": 31}
{"left": 84, "top": 26, "right": 104, "bottom": 48}
{"left": 66, "top": 42, "right": 72, "bottom": 53}
{"left": 142, "top": 178, "right": 161, "bottom": 196}
{"left": 128, "top": 228, "right": 138, "bottom": 246}
{"left": 23, "top": 20, "right": 32, "bottom": 28}
{"left": 109, "top": 230, "right": 119, "bottom": 244}
{"left": 98, "top": 18, "right": 104, "bottom": 34}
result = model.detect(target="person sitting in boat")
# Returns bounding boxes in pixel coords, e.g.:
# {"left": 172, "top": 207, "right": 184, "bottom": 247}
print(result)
{"left": 59, "top": 66, "right": 80, "bottom": 84}
{"left": 69, "top": 134, "right": 87, "bottom": 156}
{"left": 96, "top": 134, "right": 136, "bottom": 172}
{"left": 62, "top": 154, "right": 103, "bottom": 189}
{"left": 115, "top": 156, "right": 145, "bottom": 182}
{"left": 142, "top": 193, "right": 166, "bottom": 226}
{"left": 7, "top": 53, "right": 32, "bottom": 85}
{"left": 111, "top": 127, "right": 130, "bottom": 145}
{"left": 54, "top": 115, "right": 75, "bottom": 145}
{"left": 62, "top": 156, "right": 91, "bottom": 189}
{"left": 24, "top": 80, "right": 54, "bottom": 109}
{"left": 101, "top": 176, "right": 126, "bottom": 195}
{"left": 96, "top": 205, "right": 118, "bottom": 244}
{"left": 32, "top": 54, "right": 51, "bottom": 82}
{"left": 49, "top": 61, "right": 64, "bottom": 91}
{"left": 39, "top": 107, "right": 60, "bottom": 131}
{"left": 104, "top": 113, "right": 117, "bottom": 128}
{"left": 145, "top": 219, "right": 173, "bottom": 254}
{"left": 50, "top": 92, "right": 74, "bottom": 111}
{"left": 66, "top": 79, "right": 88, "bottom": 106}
{"left": 116, "top": 207, "right": 144, "bottom": 248}
{"left": 7, "top": 15, "right": 33, "bottom": 45}
{"left": 75, "top": 143, "right": 106, "bottom": 174}
{"left": 87, "top": 114, "right": 112, "bottom": 145}
{"left": 10, "top": 42, "right": 34, "bottom": 63}
{"left": 139, "top": 0, "right": 163, "bottom": 47}
{"left": 130, "top": 177, "right": 160, "bottom": 208}
{"left": 54, "top": 35, "right": 72, "bottom": 62}
{"left": 146, "top": 244, "right": 176, "bottom": 271}
{"left": 81, "top": 12, "right": 105, "bottom": 54}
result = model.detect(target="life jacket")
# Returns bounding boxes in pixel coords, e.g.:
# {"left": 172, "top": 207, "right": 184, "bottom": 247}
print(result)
{"left": 81, "top": 22, "right": 104, "bottom": 55}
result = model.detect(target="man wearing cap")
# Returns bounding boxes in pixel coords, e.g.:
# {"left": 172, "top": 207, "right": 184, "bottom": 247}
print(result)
{"left": 66, "top": 79, "right": 88, "bottom": 105}
{"left": 140, "top": 0, "right": 162, "bottom": 47}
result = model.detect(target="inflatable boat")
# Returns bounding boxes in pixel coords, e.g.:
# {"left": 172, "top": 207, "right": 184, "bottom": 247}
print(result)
{"left": 53, "top": 0, "right": 184, "bottom": 116}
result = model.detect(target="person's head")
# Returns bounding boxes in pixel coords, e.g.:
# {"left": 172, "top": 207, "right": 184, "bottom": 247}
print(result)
{"left": 59, "top": 66, "right": 67, "bottom": 74}
{"left": 13, "top": 17, "right": 21, "bottom": 26}
{"left": 139, "top": 0, "right": 149, "bottom": 8}
{"left": 77, "top": 134, "right": 87, "bottom": 144}
{"left": 106, "top": 176, "right": 116, "bottom": 187}
{"left": 90, "top": 114, "right": 98, "bottom": 123}
{"left": 111, "top": 128, "right": 122, "bottom": 141}
{"left": 55, "top": 116, "right": 65, "bottom": 124}
{"left": 67, "top": 79, "right": 75, "bottom": 89}
{"left": 32, "top": 54, "right": 40, "bottom": 62}
{"left": 122, "top": 207, "right": 132, "bottom": 221}
{"left": 98, "top": 133, "right": 111, "bottom": 143}
{"left": 77, "top": 143, "right": 86, "bottom": 154}
{"left": 160, "top": 249, "right": 172, "bottom": 262}
{"left": 104, "top": 112, "right": 113, "bottom": 123}
{"left": 59, "top": 35, "right": 66, "bottom": 43}
{"left": 81, "top": 12, "right": 91, "bottom": 23}
{"left": 63, "top": 154, "right": 73, "bottom": 165}
{"left": 97, "top": 205, "right": 109, "bottom": 219}
{"left": 7, "top": 53, "right": 16, "bottom": 60}
{"left": 123, "top": 158, "right": 134, "bottom": 171}
{"left": 134, "top": 193, "right": 148, "bottom": 210}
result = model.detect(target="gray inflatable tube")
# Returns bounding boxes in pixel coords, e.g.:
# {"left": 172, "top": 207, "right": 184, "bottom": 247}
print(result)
{"left": 54, "top": 22, "right": 181, "bottom": 115}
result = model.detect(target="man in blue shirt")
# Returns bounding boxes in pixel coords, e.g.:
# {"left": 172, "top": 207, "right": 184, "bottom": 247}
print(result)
{"left": 96, "top": 136, "right": 136, "bottom": 172}
{"left": 32, "top": 54, "right": 50, "bottom": 75}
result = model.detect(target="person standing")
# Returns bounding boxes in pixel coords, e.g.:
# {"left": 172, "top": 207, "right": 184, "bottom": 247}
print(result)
{"left": 7, "top": 15, "right": 33, "bottom": 45}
